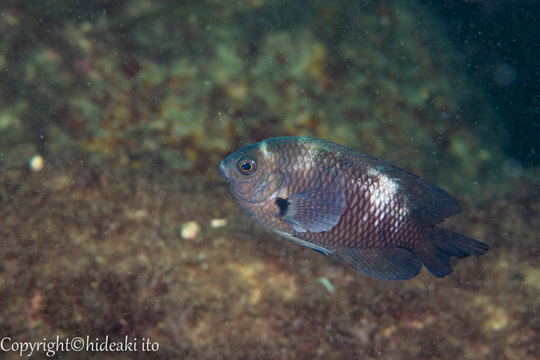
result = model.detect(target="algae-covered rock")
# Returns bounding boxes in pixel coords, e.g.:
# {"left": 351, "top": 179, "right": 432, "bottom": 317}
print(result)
{"left": 0, "top": 0, "right": 502, "bottom": 195}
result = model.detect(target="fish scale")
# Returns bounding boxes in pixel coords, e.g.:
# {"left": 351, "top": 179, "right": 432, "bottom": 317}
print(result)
{"left": 220, "top": 137, "right": 488, "bottom": 280}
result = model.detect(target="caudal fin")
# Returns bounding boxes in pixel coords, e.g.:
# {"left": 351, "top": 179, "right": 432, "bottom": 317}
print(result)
{"left": 415, "top": 226, "right": 489, "bottom": 278}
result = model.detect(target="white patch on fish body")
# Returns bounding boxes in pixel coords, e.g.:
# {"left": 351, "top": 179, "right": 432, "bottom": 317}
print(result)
{"left": 366, "top": 168, "right": 408, "bottom": 228}
{"left": 367, "top": 168, "right": 398, "bottom": 207}
{"left": 293, "top": 141, "right": 318, "bottom": 172}
{"left": 260, "top": 141, "right": 271, "bottom": 158}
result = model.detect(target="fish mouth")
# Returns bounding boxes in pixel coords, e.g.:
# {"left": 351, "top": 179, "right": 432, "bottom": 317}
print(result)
{"left": 219, "top": 160, "right": 230, "bottom": 179}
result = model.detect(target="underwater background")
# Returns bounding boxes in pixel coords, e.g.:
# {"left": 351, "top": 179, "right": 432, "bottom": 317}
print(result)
{"left": 0, "top": 0, "right": 538, "bottom": 359}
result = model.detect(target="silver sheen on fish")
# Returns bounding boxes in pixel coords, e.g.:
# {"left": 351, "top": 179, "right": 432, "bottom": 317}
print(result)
{"left": 220, "top": 137, "right": 488, "bottom": 280}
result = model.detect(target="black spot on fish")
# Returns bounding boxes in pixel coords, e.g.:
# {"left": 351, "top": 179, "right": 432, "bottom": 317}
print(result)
{"left": 275, "top": 197, "right": 289, "bottom": 217}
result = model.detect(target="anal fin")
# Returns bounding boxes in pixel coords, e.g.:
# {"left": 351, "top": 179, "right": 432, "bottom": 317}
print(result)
{"left": 336, "top": 247, "right": 422, "bottom": 280}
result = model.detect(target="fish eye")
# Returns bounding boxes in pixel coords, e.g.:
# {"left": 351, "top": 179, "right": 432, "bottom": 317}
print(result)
{"left": 237, "top": 157, "right": 257, "bottom": 175}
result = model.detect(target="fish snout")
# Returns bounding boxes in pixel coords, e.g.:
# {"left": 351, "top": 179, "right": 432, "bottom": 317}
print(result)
{"left": 219, "top": 160, "right": 230, "bottom": 179}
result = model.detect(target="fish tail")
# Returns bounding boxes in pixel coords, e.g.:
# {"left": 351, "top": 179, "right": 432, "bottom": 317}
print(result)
{"left": 415, "top": 226, "right": 489, "bottom": 278}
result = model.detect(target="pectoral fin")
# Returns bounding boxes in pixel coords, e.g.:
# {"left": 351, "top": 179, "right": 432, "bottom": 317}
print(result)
{"left": 275, "top": 183, "right": 346, "bottom": 233}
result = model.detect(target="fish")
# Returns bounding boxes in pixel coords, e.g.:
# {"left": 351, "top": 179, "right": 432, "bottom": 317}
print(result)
{"left": 219, "top": 137, "right": 488, "bottom": 280}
